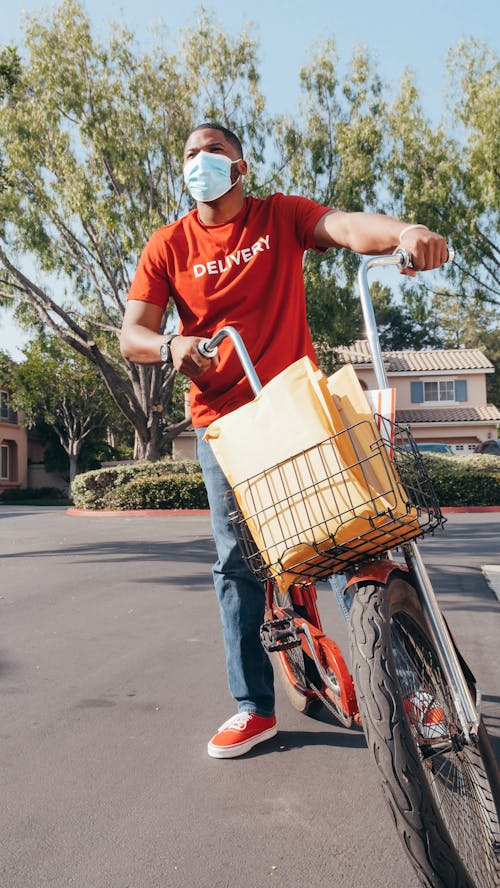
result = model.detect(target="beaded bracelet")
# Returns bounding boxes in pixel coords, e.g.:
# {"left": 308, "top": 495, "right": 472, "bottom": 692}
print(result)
{"left": 399, "top": 224, "right": 429, "bottom": 242}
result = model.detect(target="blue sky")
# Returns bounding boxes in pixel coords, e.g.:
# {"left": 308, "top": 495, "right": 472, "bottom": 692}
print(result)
{"left": 1, "top": 0, "right": 499, "bottom": 355}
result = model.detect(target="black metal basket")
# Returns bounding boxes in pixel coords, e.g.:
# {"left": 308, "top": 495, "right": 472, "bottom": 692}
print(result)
{"left": 228, "top": 419, "right": 445, "bottom": 585}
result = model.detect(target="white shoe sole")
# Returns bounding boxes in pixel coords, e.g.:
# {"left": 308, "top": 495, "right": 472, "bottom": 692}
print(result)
{"left": 207, "top": 725, "right": 278, "bottom": 759}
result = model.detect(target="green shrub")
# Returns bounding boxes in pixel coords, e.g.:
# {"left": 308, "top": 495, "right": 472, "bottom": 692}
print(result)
{"left": 71, "top": 453, "right": 500, "bottom": 511}
{"left": 71, "top": 459, "right": 206, "bottom": 510}
{"left": 107, "top": 474, "right": 209, "bottom": 510}
{"left": 420, "top": 453, "right": 500, "bottom": 507}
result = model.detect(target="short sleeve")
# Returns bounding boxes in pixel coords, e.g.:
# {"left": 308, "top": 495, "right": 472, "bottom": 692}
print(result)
{"left": 284, "top": 195, "right": 332, "bottom": 251}
{"left": 127, "top": 230, "right": 172, "bottom": 309}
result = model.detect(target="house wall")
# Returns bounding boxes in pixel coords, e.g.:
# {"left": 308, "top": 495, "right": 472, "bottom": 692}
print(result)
{"left": 0, "top": 420, "right": 28, "bottom": 491}
{"left": 172, "top": 432, "right": 197, "bottom": 462}
{"left": 27, "top": 463, "right": 68, "bottom": 491}
{"left": 390, "top": 372, "right": 487, "bottom": 410}
{"left": 354, "top": 369, "right": 487, "bottom": 409}
{"left": 405, "top": 425, "right": 485, "bottom": 453}
{"left": 351, "top": 367, "right": 496, "bottom": 453}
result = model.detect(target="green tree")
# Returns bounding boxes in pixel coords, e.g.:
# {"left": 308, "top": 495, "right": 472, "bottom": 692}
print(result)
{"left": 385, "top": 41, "right": 499, "bottom": 305}
{"left": 270, "top": 40, "right": 388, "bottom": 349}
{"left": 368, "top": 282, "right": 441, "bottom": 351}
{"left": 0, "top": 1, "right": 270, "bottom": 459}
{"left": 426, "top": 286, "right": 500, "bottom": 406}
{"left": 6, "top": 336, "right": 121, "bottom": 483}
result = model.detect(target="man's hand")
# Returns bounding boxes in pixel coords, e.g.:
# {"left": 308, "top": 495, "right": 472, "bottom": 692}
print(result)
{"left": 170, "top": 335, "right": 220, "bottom": 379}
{"left": 398, "top": 227, "right": 448, "bottom": 277}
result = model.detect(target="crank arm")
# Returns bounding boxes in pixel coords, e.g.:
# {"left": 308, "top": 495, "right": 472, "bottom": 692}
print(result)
{"left": 299, "top": 621, "right": 341, "bottom": 697}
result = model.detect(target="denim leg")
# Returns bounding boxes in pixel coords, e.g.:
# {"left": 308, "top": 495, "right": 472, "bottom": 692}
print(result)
{"left": 195, "top": 428, "right": 275, "bottom": 717}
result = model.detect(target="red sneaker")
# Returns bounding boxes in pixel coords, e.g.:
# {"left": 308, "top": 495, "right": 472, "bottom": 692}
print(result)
{"left": 208, "top": 712, "right": 277, "bottom": 759}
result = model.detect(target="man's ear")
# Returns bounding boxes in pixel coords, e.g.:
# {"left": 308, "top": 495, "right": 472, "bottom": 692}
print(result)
{"left": 237, "top": 159, "right": 248, "bottom": 176}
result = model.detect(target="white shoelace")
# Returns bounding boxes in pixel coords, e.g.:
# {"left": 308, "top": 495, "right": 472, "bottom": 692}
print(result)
{"left": 217, "top": 712, "right": 253, "bottom": 733}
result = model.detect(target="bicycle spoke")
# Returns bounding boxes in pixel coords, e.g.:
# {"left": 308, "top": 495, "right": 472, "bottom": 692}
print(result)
{"left": 392, "top": 615, "right": 500, "bottom": 884}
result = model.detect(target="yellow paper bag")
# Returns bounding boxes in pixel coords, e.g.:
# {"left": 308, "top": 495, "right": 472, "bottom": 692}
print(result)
{"left": 327, "top": 364, "right": 421, "bottom": 546}
{"left": 205, "top": 358, "right": 380, "bottom": 589}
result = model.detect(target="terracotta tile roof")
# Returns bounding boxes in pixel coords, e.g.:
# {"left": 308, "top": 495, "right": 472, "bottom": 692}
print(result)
{"left": 396, "top": 405, "right": 500, "bottom": 424}
{"left": 334, "top": 340, "right": 494, "bottom": 372}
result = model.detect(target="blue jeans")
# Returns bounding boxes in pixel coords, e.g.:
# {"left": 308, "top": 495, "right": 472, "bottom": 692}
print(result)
{"left": 195, "top": 428, "right": 275, "bottom": 718}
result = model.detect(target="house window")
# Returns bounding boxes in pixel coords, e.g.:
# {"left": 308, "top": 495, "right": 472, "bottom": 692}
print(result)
{"left": 0, "top": 390, "right": 18, "bottom": 424}
{"left": 0, "top": 390, "right": 9, "bottom": 419}
{"left": 0, "top": 444, "right": 8, "bottom": 480}
{"left": 424, "top": 380, "right": 455, "bottom": 402}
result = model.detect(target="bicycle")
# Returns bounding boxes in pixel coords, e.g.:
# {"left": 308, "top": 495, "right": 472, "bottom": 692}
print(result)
{"left": 198, "top": 249, "right": 500, "bottom": 888}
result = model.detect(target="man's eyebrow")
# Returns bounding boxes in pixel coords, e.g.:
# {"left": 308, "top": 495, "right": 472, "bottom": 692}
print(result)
{"left": 186, "top": 138, "right": 226, "bottom": 152}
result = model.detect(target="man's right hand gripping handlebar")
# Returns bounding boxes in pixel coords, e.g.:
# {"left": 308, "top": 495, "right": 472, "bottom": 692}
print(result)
{"left": 169, "top": 335, "right": 220, "bottom": 378}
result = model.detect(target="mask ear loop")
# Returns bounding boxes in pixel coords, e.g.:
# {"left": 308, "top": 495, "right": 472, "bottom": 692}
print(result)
{"left": 230, "top": 158, "right": 245, "bottom": 191}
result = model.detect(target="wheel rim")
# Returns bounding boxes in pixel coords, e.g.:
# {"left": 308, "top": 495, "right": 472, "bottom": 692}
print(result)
{"left": 391, "top": 613, "right": 500, "bottom": 886}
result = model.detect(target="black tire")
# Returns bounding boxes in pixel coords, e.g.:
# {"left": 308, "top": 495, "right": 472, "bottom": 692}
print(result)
{"left": 270, "top": 587, "right": 322, "bottom": 715}
{"left": 349, "top": 573, "right": 500, "bottom": 888}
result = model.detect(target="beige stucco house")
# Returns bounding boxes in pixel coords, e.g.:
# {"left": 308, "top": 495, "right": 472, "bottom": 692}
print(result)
{"left": 0, "top": 387, "right": 28, "bottom": 493}
{"left": 334, "top": 342, "right": 500, "bottom": 454}
{"left": 173, "top": 343, "right": 500, "bottom": 460}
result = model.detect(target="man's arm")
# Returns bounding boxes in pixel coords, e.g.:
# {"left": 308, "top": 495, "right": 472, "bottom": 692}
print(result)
{"left": 313, "top": 210, "right": 448, "bottom": 272}
{"left": 120, "top": 300, "right": 215, "bottom": 377}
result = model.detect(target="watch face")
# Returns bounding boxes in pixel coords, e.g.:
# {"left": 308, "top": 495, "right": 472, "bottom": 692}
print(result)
{"left": 160, "top": 342, "right": 170, "bottom": 362}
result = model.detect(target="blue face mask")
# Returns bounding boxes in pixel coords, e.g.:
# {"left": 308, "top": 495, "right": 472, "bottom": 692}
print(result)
{"left": 183, "top": 150, "right": 242, "bottom": 202}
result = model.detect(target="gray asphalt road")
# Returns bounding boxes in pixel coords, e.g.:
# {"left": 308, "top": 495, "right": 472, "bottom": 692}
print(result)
{"left": 1, "top": 508, "right": 499, "bottom": 888}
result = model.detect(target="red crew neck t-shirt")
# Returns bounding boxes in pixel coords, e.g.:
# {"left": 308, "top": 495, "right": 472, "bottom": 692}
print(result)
{"left": 127, "top": 193, "right": 330, "bottom": 427}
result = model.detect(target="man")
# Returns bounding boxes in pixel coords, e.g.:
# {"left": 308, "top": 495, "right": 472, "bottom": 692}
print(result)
{"left": 120, "top": 122, "right": 448, "bottom": 759}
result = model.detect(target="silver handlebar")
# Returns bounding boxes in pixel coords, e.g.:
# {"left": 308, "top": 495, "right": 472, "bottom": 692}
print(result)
{"left": 357, "top": 248, "right": 455, "bottom": 391}
{"left": 197, "top": 248, "right": 455, "bottom": 396}
{"left": 197, "top": 326, "right": 263, "bottom": 396}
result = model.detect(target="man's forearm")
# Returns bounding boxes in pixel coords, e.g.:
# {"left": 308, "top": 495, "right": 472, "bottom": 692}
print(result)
{"left": 316, "top": 210, "right": 416, "bottom": 252}
{"left": 315, "top": 210, "right": 447, "bottom": 271}
{"left": 120, "top": 324, "right": 165, "bottom": 363}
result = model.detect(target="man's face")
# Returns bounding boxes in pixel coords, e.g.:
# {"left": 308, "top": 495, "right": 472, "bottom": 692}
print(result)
{"left": 183, "top": 129, "right": 247, "bottom": 194}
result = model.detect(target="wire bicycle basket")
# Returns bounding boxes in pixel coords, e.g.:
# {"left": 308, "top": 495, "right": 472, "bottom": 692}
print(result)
{"left": 228, "top": 419, "right": 445, "bottom": 589}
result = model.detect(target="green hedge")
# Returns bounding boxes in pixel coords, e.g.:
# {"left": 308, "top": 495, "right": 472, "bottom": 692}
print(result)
{"left": 71, "top": 459, "right": 208, "bottom": 510}
{"left": 418, "top": 453, "right": 500, "bottom": 506}
{"left": 71, "top": 453, "right": 500, "bottom": 511}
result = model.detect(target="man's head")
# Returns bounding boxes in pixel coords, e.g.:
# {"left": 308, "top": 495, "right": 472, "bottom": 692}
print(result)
{"left": 183, "top": 123, "right": 247, "bottom": 205}
{"left": 184, "top": 123, "right": 243, "bottom": 161}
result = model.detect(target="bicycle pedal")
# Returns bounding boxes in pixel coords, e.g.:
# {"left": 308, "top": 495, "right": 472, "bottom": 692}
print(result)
{"left": 260, "top": 619, "right": 302, "bottom": 653}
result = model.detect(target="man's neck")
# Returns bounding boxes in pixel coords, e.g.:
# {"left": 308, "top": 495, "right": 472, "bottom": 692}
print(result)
{"left": 196, "top": 189, "right": 246, "bottom": 226}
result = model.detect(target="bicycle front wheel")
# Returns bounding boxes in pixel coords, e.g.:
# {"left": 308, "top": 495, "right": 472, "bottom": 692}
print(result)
{"left": 349, "top": 573, "right": 500, "bottom": 888}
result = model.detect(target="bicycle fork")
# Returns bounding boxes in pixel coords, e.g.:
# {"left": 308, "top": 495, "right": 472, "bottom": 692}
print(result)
{"left": 403, "top": 541, "right": 480, "bottom": 741}
{"left": 358, "top": 253, "right": 479, "bottom": 742}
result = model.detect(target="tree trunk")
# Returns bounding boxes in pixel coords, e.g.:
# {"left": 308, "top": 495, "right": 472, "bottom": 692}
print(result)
{"left": 68, "top": 452, "right": 79, "bottom": 485}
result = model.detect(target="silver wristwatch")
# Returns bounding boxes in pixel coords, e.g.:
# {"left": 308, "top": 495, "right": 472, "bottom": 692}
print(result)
{"left": 160, "top": 334, "right": 177, "bottom": 364}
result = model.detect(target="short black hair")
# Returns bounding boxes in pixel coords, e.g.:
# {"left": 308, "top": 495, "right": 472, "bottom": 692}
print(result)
{"left": 189, "top": 122, "right": 243, "bottom": 156}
